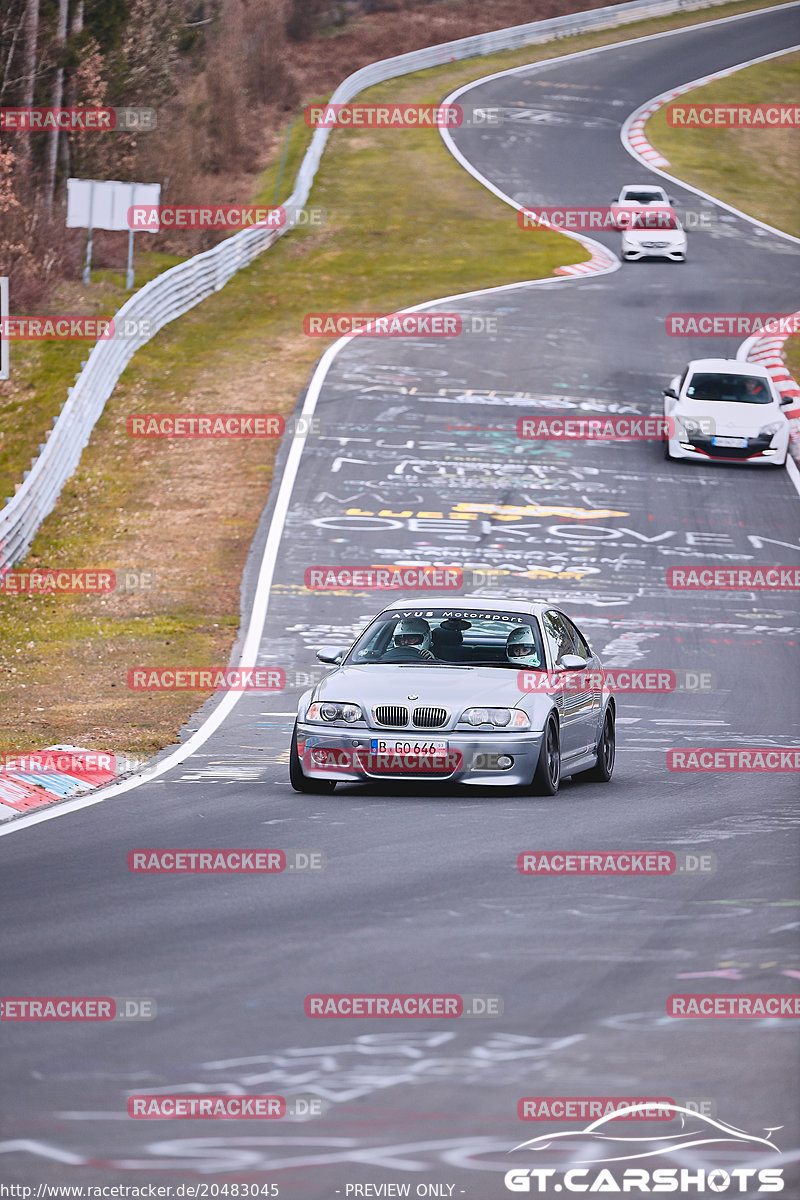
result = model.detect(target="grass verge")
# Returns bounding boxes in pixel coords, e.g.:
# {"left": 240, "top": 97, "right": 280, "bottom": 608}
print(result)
{"left": 646, "top": 50, "right": 800, "bottom": 236}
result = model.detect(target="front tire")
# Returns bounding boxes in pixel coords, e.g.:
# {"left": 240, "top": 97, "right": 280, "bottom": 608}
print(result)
{"left": 580, "top": 707, "right": 615, "bottom": 783}
{"left": 530, "top": 716, "right": 560, "bottom": 796}
{"left": 289, "top": 723, "right": 337, "bottom": 794}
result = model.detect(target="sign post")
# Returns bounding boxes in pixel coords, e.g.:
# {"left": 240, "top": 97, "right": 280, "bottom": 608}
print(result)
{"left": 67, "top": 179, "right": 161, "bottom": 288}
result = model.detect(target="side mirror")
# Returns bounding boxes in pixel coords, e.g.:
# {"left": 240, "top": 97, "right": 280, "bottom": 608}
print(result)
{"left": 559, "top": 654, "right": 588, "bottom": 670}
{"left": 316, "top": 646, "right": 345, "bottom": 665}
{"left": 780, "top": 395, "right": 795, "bottom": 407}
{"left": 663, "top": 387, "right": 679, "bottom": 400}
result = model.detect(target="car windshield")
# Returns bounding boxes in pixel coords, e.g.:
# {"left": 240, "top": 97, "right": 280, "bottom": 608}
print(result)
{"left": 686, "top": 372, "right": 773, "bottom": 404}
{"left": 621, "top": 190, "right": 665, "bottom": 203}
{"left": 346, "top": 609, "right": 546, "bottom": 668}
{"left": 628, "top": 211, "right": 679, "bottom": 230}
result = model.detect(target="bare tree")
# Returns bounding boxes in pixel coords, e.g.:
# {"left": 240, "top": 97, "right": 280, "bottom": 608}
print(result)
{"left": 19, "top": 0, "right": 39, "bottom": 171}
{"left": 44, "top": 0, "right": 68, "bottom": 207}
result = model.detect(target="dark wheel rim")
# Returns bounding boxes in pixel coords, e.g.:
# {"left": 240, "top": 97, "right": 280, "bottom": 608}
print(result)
{"left": 546, "top": 721, "right": 560, "bottom": 787}
{"left": 602, "top": 713, "right": 615, "bottom": 774}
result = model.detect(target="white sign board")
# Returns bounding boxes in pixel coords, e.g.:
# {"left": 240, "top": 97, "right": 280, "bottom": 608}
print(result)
{"left": 0, "top": 277, "right": 8, "bottom": 381}
{"left": 66, "top": 179, "right": 161, "bottom": 232}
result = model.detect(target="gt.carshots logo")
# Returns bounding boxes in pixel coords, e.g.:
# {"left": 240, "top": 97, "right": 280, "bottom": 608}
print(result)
{"left": 505, "top": 1104, "right": 785, "bottom": 1192}
{"left": 504, "top": 1168, "right": 785, "bottom": 1192}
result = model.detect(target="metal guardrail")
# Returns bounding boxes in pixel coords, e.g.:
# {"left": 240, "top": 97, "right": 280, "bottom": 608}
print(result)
{"left": 0, "top": 0, "right": 734, "bottom": 569}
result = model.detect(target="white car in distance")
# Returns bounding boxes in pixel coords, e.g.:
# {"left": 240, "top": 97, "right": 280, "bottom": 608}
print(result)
{"left": 621, "top": 209, "right": 687, "bottom": 261}
{"left": 663, "top": 358, "right": 791, "bottom": 465}
{"left": 613, "top": 183, "right": 673, "bottom": 209}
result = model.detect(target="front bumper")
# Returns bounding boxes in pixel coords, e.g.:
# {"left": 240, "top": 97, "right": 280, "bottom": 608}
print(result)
{"left": 622, "top": 242, "right": 686, "bottom": 261}
{"left": 666, "top": 429, "right": 787, "bottom": 464}
{"left": 295, "top": 724, "right": 545, "bottom": 787}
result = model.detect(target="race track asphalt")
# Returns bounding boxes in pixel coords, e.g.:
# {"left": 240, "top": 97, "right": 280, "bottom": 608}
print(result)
{"left": 1, "top": 5, "right": 798, "bottom": 1194}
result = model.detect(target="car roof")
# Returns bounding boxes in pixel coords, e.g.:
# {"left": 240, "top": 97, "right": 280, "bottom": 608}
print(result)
{"left": 376, "top": 596, "right": 556, "bottom": 617}
{"left": 620, "top": 183, "right": 666, "bottom": 192}
{"left": 685, "top": 358, "right": 772, "bottom": 377}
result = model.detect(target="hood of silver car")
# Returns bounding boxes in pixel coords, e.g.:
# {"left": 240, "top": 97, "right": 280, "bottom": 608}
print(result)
{"left": 313, "top": 663, "right": 552, "bottom": 727}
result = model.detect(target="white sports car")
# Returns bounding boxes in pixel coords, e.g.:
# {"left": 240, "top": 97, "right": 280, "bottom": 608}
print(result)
{"left": 289, "top": 598, "right": 616, "bottom": 796}
{"left": 663, "top": 358, "right": 791, "bottom": 465}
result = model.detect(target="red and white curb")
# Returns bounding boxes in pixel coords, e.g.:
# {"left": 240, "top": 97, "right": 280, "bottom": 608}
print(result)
{"left": 738, "top": 313, "right": 800, "bottom": 467}
{"left": 0, "top": 745, "right": 145, "bottom": 821}
{"left": 555, "top": 244, "right": 617, "bottom": 276}
{"left": 622, "top": 44, "right": 800, "bottom": 182}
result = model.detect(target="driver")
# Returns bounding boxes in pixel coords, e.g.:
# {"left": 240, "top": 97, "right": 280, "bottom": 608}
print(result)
{"left": 393, "top": 617, "right": 435, "bottom": 659}
{"left": 743, "top": 377, "right": 768, "bottom": 401}
{"left": 506, "top": 626, "right": 542, "bottom": 669}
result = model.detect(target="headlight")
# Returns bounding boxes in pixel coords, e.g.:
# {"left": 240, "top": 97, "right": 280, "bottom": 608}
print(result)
{"left": 306, "top": 701, "right": 363, "bottom": 723}
{"left": 677, "top": 417, "right": 712, "bottom": 438}
{"left": 460, "top": 707, "right": 530, "bottom": 729}
{"left": 759, "top": 422, "right": 782, "bottom": 438}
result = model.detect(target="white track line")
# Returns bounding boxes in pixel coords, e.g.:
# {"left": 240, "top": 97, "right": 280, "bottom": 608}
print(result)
{"left": 620, "top": 39, "right": 800, "bottom": 246}
{"left": 3, "top": 4, "right": 798, "bottom": 836}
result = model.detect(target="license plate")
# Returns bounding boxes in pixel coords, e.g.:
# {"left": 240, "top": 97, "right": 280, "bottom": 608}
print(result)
{"left": 712, "top": 436, "right": 747, "bottom": 448}
{"left": 371, "top": 739, "right": 448, "bottom": 756}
